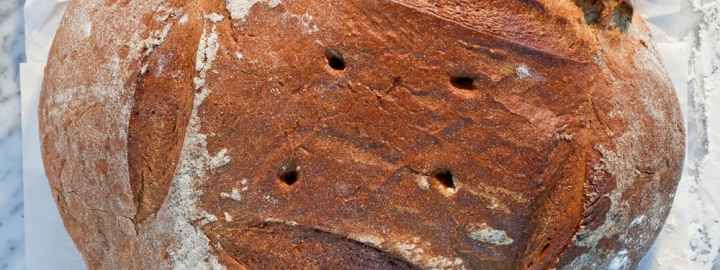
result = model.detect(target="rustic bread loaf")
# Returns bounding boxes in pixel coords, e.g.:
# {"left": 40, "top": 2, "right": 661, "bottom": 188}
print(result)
{"left": 39, "top": 0, "right": 685, "bottom": 269}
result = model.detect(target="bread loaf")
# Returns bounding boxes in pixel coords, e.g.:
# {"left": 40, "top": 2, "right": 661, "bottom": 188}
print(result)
{"left": 39, "top": 0, "right": 685, "bottom": 269}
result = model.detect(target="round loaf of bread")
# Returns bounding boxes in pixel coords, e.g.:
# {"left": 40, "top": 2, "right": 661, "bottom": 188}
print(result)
{"left": 39, "top": 0, "right": 685, "bottom": 269}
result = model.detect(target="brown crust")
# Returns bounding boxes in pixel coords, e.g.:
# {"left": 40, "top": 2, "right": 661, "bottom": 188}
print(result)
{"left": 39, "top": 0, "right": 684, "bottom": 269}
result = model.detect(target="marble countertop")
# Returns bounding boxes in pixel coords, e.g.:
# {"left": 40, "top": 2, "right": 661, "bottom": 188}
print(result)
{"left": 0, "top": 0, "right": 24, "bottom": 270}
{"left": 4, "top": 0, "right": 720, "bottom": 269}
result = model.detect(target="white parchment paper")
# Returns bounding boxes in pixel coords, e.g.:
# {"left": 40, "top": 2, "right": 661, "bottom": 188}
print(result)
{"left": 20, "top": 1, "right": 717, "bottom": 269}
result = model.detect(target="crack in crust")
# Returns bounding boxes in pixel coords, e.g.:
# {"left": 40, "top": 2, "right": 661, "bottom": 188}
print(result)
{"left": 209, "top": 220, "right": 423, "bottom": 270}
{"left": 128, "top": 2, "right": 193, "bottom": 226}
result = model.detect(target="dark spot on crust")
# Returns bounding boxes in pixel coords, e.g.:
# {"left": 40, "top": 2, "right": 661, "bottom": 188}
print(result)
{"left": 278, "top": 160, "right": 299, "bottom": 186}
{"left": 450, "top": 75, "right": 477, "bottom": 90}
{"left": 573, "top": 0, "right": 605, "bottom": 25}
{"left": 433, "top": 169, "right": 456, "bottom": 189}
{"left": 573, "top": 0, "right": 633, "bottom": 32}
{"left": 612, "top": 2, "right": 633, "bottom": 32}
{"left": 325, "top": 48, "right": 347, "bottom": 71}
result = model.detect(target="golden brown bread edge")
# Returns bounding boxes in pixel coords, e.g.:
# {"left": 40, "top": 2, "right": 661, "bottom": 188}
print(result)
{"left": 38, "top": 0, "right": 685, "bottom": 269}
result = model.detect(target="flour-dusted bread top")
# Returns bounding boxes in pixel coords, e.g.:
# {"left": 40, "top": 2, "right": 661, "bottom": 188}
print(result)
{"left": 39, "top": 0, "right": 684, "bottom": 269}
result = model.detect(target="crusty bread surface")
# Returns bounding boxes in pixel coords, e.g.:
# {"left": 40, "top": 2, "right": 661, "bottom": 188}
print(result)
{"left": 39, "top": 0, "right": 684, "bottom": 269}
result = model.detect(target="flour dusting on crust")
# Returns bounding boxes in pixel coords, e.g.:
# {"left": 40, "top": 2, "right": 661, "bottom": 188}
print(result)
{"left": 392, "top": 237, "right": 467, "bottom": 270}
{"left": 164, "top": 13, "right": 228, "bottom": 270}
{"left": 194, "top": 21, "right": 220, "bottom": 90}
{"left": 467, "top": 223, "right": 514, "bottom": 246}
{"left": 224, "top": 0, "right": 282, "bottom": 21}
